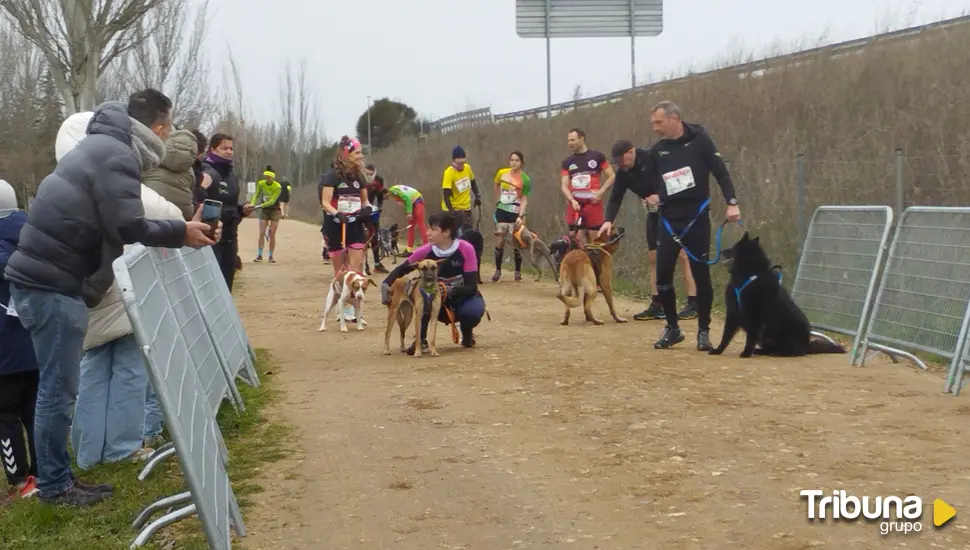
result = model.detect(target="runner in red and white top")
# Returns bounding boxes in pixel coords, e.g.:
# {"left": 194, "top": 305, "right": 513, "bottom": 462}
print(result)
{"left": 560, "top": 127, "right": 615, "bottom": 245}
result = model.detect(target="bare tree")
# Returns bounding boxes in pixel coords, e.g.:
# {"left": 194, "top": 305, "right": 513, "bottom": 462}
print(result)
{"left": 0, "top": 0, "right": 164, "bottom": 113}
{"left": 0, "top": 19, "right": 56, "bottom": 203}
{"left": 126, "top": 0, "right": 213, "bottom": 126}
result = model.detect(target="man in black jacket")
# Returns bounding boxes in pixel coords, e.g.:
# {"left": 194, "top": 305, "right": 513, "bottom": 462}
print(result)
{"left": 603, "top": 141, "right": 699, "bottom": 322}
{"left": 599, "top": 101, "right": 739, "bottom": 351}
{"left": 4, "top": 89, "right": 218, "bottom": 507}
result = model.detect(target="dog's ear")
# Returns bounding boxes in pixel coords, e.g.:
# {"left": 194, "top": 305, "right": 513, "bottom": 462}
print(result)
{"left": 366, "top": 278, "right": 377, "bottom": 288}
{"left": 435, "top": 258, "right": 447, "bottom": 265}
{"left": 751, "top": 236, "right": 760, "bottom": 244}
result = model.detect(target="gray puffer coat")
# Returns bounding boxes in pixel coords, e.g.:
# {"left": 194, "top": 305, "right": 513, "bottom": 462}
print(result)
{"left": 3, "top": 101, "right": 187, "bottom": 307}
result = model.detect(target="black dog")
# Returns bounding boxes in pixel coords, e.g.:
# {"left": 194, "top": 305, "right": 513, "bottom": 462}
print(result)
{"left": 709, "top": 233, "right": 846, "bottom": 358}
{"left": 459, "top": 226, "right": 485, "bottom": 284}
{"left": 548, "top": 234, "right": 583, "bottom": 275}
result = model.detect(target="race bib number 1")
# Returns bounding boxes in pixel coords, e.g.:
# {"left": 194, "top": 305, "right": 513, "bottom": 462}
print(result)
{"left": 337, "top": 196, "right": 361, "bottom": 213}
{"left": 662, "top": 166, "right": 696, "bottom": 196}
{"left": 455, "top": 177, "right": 471, "bottom": 193}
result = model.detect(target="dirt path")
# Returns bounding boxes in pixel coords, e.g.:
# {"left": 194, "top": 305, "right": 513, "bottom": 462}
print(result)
{"left": 233, "top": 218, "right": 970, "bottom": 550}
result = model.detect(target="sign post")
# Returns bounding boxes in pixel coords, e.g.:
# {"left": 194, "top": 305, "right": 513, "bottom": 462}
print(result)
{"left": 515, "top": 0, "right": 663, "bottom": 118}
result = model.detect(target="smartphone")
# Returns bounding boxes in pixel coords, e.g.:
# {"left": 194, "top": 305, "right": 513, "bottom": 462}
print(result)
{"left": 202, "top": 199, "right": 222, "bottom": 235}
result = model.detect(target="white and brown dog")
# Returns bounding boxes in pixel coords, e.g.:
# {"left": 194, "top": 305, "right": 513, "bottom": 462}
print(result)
{"left": 319, "top": 270, "right": 377, "bottom": 332}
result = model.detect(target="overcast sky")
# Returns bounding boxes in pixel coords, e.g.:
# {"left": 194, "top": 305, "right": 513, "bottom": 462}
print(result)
{"left": 207, "top": 0, "right": 966, "bottom": 140}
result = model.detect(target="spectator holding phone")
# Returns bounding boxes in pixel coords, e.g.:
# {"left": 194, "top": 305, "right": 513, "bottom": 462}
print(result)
{"left": 47, "top": 111, "right": 185, "bottom": 470}
{"left": 3, "top": 89, "right": 220, "bottom": 507}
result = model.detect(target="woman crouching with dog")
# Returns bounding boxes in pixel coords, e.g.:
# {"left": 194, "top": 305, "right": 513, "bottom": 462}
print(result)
{"left": 381, "top": 211, "right": 486, "bottom": 354}
{"left": 319, "top": 136, "right": 373, "bottom": 321}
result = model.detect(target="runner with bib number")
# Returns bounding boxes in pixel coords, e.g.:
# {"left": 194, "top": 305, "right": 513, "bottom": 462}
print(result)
{"left": 491, "top": 150, "right": 531, "bottom": 282}
{"left": 560, "top": 128, "right": 615, "bottom": 246}
{"left": 638, "top": 101, "right": 741, "bottom": 352}
{"left": 318, "top": 136, "right": 373, "bottom": 321}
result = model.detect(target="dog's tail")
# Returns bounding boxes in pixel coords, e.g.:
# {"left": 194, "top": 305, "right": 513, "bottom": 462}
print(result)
{"left": 557, "top": 279, "right": 583, "bottom": 308}
{"left": 806, "top": 337, "right": 846, "bottom": 354}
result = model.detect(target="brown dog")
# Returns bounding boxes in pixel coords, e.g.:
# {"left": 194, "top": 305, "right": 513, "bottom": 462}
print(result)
{"left": 383, "top": 258, "right": 445, "bottom": 357}
{"left": 503, "top": 222, "right": 559, "bottom": 282}
{"left": 556, "top": 226, "right": 627, "bottom": 325}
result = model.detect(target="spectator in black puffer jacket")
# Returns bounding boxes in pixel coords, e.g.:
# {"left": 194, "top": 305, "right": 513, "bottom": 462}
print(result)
{"left": 3, "top": 89, "right": 220, "bottom": 508}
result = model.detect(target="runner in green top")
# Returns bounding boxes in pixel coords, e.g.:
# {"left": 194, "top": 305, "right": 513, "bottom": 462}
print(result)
{"left": 388, "top": 184, "right": 428, "bottom": 252}
{"left": 252, "top": 166, "right": 283, "bottom": 262}
{"left": 491, "top": 151, "right": 532, "bottom": 282}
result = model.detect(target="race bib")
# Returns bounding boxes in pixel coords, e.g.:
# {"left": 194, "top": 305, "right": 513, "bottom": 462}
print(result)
{"left": 455, "top": 177, "right": 471, "bottom": 193}
{"left": 499, "top": 189, "right": 518, "bottom": 205}
{"left": 571, "top": 174, "right": 591, "bottom": 190}
{"left": 662, "top": 166, "right": 696, "bottom": 196}
{"left": 337, "top": 196, "right": 361, "bottom": 213}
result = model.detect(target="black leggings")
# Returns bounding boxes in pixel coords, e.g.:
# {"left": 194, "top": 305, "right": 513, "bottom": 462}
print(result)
{"left": 656, "top": 213, "right": 713, "bottom": 330}
{"left": 368, "top": 218, "right": 381, "bottom": 263}
{"left": 213, "top": 237, "right": 238, "bottom": 293}
{"left": 0, "top": 370, "right": 38, "bottom": 485}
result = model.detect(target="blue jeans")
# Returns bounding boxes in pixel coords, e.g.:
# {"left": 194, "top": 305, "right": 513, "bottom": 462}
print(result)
{"left": 419, "top": 295, "right": 486, "bottom": 340}
{"left": 143, "top": 381, "right": 163, "bottom": 439}
{"left": 9, "top": 284, "right": 88, "bottom": 498}
{"left": 71, "top": 334, "right": 147, "bottom": 470}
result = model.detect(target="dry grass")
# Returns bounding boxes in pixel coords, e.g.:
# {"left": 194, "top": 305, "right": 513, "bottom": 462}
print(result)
{"left": 290, "top": 22, "right": 970, "bottom": 300}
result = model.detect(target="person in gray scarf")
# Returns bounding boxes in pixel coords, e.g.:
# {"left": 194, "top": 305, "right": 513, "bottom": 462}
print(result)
{"left": 3, "top": 88, "right": 219, "bottom": 507}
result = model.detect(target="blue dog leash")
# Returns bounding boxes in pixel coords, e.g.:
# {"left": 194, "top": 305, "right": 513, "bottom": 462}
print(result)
{"left": 733, "top": 266, "right": 784, "bottom": 308}
{"left": 660, "top": 198, "right": 743, "bottom": 265}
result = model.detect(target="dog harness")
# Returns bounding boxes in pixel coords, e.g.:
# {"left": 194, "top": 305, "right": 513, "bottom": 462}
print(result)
{"left": 403, "top": 278, "right": 462, "bottom": 345}
{"left": 660, "top": 197, "right": 744, "bottom": 265}
{"left": 733, "top": 266, "right": 784, "bottom": 308}
{"left": 583, "top": 248, "right": 605, "bottom": 287}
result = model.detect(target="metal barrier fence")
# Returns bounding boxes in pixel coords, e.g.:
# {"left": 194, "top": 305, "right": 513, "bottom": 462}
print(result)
{"left": 790, "top": 206, "right": 894, "bottom": 365}
{"left": 949, "top": 316, "right": 970, "bottom": 396}
{"left": 114, "top": 244, "right": 249, "bottom": 548}
{"left": 181, "top": 246, "right": 260, "bottom": 388}
{"left": 857, "top": 207, "right": 970, "bottom": 378}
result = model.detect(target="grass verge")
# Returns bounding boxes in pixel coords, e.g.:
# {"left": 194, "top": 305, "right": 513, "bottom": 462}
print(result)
{"left": 0, "top": 349, "right": 290, "bottom": 550}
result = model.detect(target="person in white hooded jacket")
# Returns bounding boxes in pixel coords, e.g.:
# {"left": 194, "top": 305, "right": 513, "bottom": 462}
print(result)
{"left": 58, "top": 112, "right": 184, "bottom": 470}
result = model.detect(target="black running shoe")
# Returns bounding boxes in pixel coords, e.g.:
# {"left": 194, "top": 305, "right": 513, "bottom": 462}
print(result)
{"left": 696, "top": 330, "right": 712, "bottom": 352}
{"left": 633, "top": 302, "right": 665, "bottom": 321}
{"left": 654, "top": 326, "right": 685, "bottom": 349}
{"left": 405, "top": 340, "right": 430, "bottom": 355}
{"left": 677, "top": 300, "right": 698, "bottom": 320}
{"left": 461, "top": 325, "right": 476, "bottom": 348}
{"left": 39, "top": 486, "right": 105, "bottom": 507}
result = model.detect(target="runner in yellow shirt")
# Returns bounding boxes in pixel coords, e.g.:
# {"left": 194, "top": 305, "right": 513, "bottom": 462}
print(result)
{"left": 440, "top": 146, "right": 481, "bottom": 231}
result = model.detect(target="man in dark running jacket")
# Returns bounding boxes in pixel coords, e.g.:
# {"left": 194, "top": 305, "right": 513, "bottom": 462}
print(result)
{"left": 599, "top": 100, "right": 739, "bottom": 351}
{"left": 604, "top": 140, "right": 698, "bottom": 322}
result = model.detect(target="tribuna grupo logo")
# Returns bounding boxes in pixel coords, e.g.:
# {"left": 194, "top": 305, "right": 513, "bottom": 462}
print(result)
{"left": 800, "top": 489, "right": 923, "bottom": 535}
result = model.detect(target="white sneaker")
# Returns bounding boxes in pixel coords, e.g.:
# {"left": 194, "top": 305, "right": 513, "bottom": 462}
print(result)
{"left": 343, "top": 306, "right": 356, "bottom": 322}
